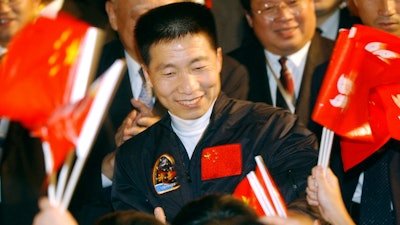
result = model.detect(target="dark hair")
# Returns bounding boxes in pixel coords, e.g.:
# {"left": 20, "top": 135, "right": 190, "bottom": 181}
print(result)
{"left": 134, "top": 2, "right": 218, "bottom": 66}
{"left": 94, "top": 210, "right": 164, "bottom": 225}
{"left": 240, "top": 0, "right": 252, "bottom": 14}
{"left": 171, "top": 194, "right": 262, "bottom": 225}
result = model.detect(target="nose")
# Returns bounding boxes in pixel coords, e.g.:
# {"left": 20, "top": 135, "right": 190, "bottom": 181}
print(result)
{"left": 378, "top": 0, "right": 396, "bottom": 16}
{"left": 177, "top": 73, "right": 199, "bottom": 94}
{"left": 271, "top": 2, "right": 297, "bottom": 21}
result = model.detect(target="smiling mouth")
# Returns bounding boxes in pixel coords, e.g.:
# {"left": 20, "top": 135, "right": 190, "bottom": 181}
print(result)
{"left": 178, "top": 97, "right": 201, "bottom": 106}
{"left": 0, "top": 19, "right": 11, "bottom": 25}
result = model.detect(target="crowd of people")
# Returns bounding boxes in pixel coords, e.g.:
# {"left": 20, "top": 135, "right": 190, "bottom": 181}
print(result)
{"left": 1, "top": 0, "right": 399, "bottom": 225}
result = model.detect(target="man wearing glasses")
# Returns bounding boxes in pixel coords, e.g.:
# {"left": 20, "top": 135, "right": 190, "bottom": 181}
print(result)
{"left": 229, "top": 0, "right": 334, "bottom": 137}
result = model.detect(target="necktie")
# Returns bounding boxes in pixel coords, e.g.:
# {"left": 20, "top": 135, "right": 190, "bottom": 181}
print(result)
{"left": 276, "top": 57, "right": 295, "bottom": 110}
{"left": 138, "top": 68, "right": 154, "bottom": 109}
{"left": 359, "top": 150, "right": 394, "bottom": 225}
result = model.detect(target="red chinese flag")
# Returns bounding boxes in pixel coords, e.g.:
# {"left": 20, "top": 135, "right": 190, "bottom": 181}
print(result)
{"left": 233, "top": 176, "right": 266, "bottom": 216}
{"left": 201, "top": 143, "right": 242, "bottom": 180}
{"left": 37, "top": 86, "right": 96, "bottom": 172}
{"left": 233, "top": 156, "right": 287, "bottom": 217}
{"left": 36, "top": 60, "right": 125, "bottom": 173}
{"left": 0, "top": 12, "right": 92, "bottom": 130}
{"left": 312, "top": 24, "right": 400, "bottom": 170}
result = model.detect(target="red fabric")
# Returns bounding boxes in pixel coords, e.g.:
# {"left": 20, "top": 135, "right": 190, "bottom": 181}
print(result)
{"left": 205, "top": 0, "right": 212, "bottom": 8}
{"left": 233, "top": 156, "right": 287, "bottom": 217}
{"left": 36, "top": 79, "right": 99, "bottom": 172}
{"left": 254, "top": 158, "right": 287, "bottom": 216}
{"left": 201, "top": 143, "right": 242, "bottom": 180}
{"left": 0, "top": 12, "right": 91, "bottom": 131}
{"left": 312, "top": 24, "right": 400, "bottom": 170}
{"left": 0, "top": 12, "right": 94, "bottom": 173}
{"left": 233, "top": 176, "right": 265, "bottom": 216}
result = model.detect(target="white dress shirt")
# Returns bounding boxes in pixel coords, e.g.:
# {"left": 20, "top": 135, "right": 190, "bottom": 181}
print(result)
{"left": 264, "top": 42, "right": 311, "bottom": 107}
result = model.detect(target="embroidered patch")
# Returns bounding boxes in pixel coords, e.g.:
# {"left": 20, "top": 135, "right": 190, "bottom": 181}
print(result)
{"left": 153, "top": 154, "right": 180, "bottom": 194}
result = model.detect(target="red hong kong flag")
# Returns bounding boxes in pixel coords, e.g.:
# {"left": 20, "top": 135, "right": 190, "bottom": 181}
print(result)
{"left": 312, "top": 24, "right": 400, "bottom": 170}
{"left": 0, "top": 11, "right": 100, "bottom": 131}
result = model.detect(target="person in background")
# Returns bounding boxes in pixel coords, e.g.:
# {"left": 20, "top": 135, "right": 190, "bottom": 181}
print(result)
{"left": 32, "top": 197, "right": 78, "bottom": 225}
{"left": 327, "top": 0, "right": 400, "bottom": 224}
{"left": 171, "top": 194, "right": 262, "bottom": 225}
{"left": 228, "top": 0, "right": 334, "bottom": 136}
{"left": 112, "top": 2, "right": 318, "bottom": 222}
{"left": 0, "top": 1, "right": 52, "bottom": 224}
{"left": 94, "top": 210, "right": 165, "bottom": 225}
{"left": 32, "top": 197, "right": 165, "bottom": 225}
{"left": 314, "top": 0, "right": 361, "bottom": 41}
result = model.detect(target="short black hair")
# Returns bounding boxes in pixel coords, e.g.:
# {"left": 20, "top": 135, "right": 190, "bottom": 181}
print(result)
{"left": 134, "top": 2, "right": 218, "bottom": 66}
{"left": 94, "top": 210, "right": 164, "bottom": 225}
{"left": 171, "top": 194, "right": 261, "bottom": 225}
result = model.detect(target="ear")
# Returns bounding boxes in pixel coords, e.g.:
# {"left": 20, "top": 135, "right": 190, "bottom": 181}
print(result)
{"left": 141, "top": 64, "right": 153, "bottom": 88}
{"left": 245, "top": 13, "right": 254, "bottom": 28}
{"left": 105, "top": 1, "right": 118, "bottom": 31}
{"left": 216, "top": 47, "right": 223, "bottom": 74}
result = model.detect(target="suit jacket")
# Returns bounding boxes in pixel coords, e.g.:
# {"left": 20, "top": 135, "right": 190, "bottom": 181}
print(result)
{"left": 329, "top": 140, "right": 400, "bottom": 224}
{"left": 0, "top": 122, "right": 46, "bottom": 225}
{"left": 70, "top": 39, "right": 250, "bottom": 225}
{"left": 339, "top": 7, "right": 362, "bottom": 30}
{"left": 211, "top": 0, "right": 251, "bottom": 53}
{"left": 228, "top": 33, "right": 334, "bottom": 129}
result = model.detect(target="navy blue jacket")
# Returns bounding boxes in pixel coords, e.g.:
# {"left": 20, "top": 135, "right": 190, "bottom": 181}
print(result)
{"left": 112, "top": 94, "right": 318, "bottom": 221}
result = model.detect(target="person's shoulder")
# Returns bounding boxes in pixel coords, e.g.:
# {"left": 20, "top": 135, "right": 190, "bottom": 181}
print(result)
{"left": 101, "top": 40, "right": 125, "bottom": 57}
{"left": 228, "top": 36, "right": 265, "bottom": 65}
{"left": 219, "top": 97, "right": 294, "bottom": 122}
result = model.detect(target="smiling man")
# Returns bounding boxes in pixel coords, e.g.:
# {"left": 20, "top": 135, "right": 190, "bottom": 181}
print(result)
{"left": 229, "top": 0, "right": 334, "bottom": 135}
{"left": 0, "top": 0, "right": 41, "bottom": 49}
{"left": 111, "top": 2, "right": 318, "bottom": 222}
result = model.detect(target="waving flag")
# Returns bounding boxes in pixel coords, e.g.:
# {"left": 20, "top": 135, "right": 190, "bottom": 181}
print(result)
{"left": 0, "top": 11, "right": 103, "bottom": 131}
{"left": 312, "top": 24, "right": 400, "bottom": 170}
{"left": 233, "top": 156, "right": 287, "bottom": 217}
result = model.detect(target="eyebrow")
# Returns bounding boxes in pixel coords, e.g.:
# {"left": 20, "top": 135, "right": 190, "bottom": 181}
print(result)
{"left": 154, "top": 55, "right": 210, "bottom": 71}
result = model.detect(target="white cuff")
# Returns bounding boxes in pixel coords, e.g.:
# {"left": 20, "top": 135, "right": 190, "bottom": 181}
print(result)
{"left": 101, "top": 173, "right": 113, "bottom": 188}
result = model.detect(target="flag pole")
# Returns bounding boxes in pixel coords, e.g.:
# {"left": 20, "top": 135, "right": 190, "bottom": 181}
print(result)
{"left": 60, "top": 60, "right": 126, "bottom": 210}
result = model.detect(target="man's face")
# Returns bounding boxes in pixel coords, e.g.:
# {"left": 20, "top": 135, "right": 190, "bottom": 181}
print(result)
{"left": 0, "top": 0, "right": 41, "bottom": 47}
{"left": 354, "top": 0, "right": 400, "bottom": 36}
{"left": 105, "top": 0, "right": 182, "bottom": 61}
{"left": 314, "top": 0, "right": 342, "bottom": 17}
{"left": 246, "top": 0, "right": 316, "bottom": 56}
{"left": 143, "top": 33, "right": 222, "bottom": 120}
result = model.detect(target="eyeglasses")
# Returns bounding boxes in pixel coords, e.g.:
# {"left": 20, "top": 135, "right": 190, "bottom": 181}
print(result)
{"left": 254, "top": 0, "right": 304, "bottom": 21}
